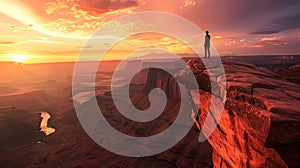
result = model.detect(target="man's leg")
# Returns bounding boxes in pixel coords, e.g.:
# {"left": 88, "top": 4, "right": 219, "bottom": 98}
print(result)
{"left": 208, "top": 47, "right": 210, "bottom": 58}
{"left": 204, "top": 46, "right": 207, "bottom": 58}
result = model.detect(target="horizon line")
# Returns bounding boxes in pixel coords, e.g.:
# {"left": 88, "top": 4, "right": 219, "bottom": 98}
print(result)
{"left": 0, "top": 54, "right": 299, "bottom": 65}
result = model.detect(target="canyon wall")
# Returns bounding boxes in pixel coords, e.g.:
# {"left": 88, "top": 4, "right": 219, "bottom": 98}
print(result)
{"left": 145, "top": 58, "right": 300, "bottom": 167}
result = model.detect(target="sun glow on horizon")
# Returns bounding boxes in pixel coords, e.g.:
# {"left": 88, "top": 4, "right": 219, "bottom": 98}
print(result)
{"left": 10, "top": 54, "right": 30, "bottom": 63}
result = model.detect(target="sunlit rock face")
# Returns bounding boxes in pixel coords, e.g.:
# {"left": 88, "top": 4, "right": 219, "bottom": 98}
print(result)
{"left": 172, "top": 58, "right": 300, "bottom": 168}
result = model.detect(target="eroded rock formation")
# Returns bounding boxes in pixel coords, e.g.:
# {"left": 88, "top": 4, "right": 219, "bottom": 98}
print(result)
{"left": 144, "top": 58, "right": 300, "bottom": 167}
{"left": 174, "top": 58, "right": 300, "bottom": 167}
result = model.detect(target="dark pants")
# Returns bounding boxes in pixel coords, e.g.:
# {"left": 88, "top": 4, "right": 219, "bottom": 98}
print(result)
{"left": 204, "top": 45, "right": 210, "bottom": 58}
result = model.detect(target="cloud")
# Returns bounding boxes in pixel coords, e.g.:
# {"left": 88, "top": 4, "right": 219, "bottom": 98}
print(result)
{"left": 45, "top": 0, "right": 139, "bottom": 16}
{"left": 250, "top": 30, "right": 280, "bottom": 35}
{"left": 248, "top": 44, "right": 264, "bottom": 48}
{"left": 0, "top": 41, "right": 15, "bottom": 45}
{"left": 271, "top": 13, "right": 300, "bottom": 31}
{"left": 0, "top": 0, "right": 142, "bottom": 39}
{"left": 251, "top": 12, "right": 300, "bottom": 35}
{"left": 178, "top": 0, "right": 300, "bottom": 34}
{"left": 83, "top": 0, "right": 139, "bottom": 13}
{"left": 260, "top": 37, "right": 280, "bottom": 42}
{"left": 10, "top": 24, "right": 33, "bottom": 32}
{"left": 40, "top": 0, "right": 142, "bottom": 38}
{"left": 0, "top": 40, "right": 28, "bottom": 46}
{"left": 180, "top": 0, "right": 199, "bottom": 9}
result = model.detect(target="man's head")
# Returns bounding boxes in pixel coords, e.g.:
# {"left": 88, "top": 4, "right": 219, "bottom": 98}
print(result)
{"left": 206, "top": 30, "right": 209, "bottom": 35}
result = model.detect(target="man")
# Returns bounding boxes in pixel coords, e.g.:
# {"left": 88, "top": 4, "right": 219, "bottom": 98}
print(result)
{"left": 204, "top": 30, "right": 211, "bottom": 58}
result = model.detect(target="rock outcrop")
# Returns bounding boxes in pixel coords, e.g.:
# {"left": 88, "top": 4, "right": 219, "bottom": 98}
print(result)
{"left": 172, "top": 58, "right": 300, "bottom": 167}
{"left": 274, "top": 63, "right": 300, "bottom": 85}
{"left": 143, "top": 57, "right": 300, "bottom": 167}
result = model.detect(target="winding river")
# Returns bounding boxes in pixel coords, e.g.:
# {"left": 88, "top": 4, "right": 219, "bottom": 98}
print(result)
{"left": 40, "top": 112, "right": 55, "bottom": 136}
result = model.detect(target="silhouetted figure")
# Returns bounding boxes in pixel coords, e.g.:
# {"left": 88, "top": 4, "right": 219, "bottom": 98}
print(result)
{"left": 204, "top": 31, "right": 211, "bottom": 58}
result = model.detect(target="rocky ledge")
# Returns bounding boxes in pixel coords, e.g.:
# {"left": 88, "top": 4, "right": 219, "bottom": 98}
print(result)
{"left": 171, "top": 58, "right": 300, "bottom": 167}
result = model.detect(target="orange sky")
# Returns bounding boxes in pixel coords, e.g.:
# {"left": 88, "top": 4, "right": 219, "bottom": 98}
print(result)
{"left": 0, "top": 0, "right": 299, "bottom": 63}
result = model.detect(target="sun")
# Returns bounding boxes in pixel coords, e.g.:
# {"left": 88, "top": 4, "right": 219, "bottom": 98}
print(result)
{"left": 10, "top": 54, "right": 29, "bottom": 63}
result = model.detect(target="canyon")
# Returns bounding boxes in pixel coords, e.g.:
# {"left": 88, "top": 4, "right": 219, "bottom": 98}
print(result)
{"left": 0, "top": 56, "right": 299, "bottom": 167}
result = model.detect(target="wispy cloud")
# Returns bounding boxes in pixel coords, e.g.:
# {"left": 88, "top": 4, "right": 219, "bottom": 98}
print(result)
{"left": 0, "top": 41, "right": 15, "bottom": 45}
{"left": 261, "top": 37, "right": 280, "bottom": 42}
{"left": 250, "top": 30, "right": 280, "bottom": 35}
{"left": 10, "top": 24, "right": 33, "bottom": 32}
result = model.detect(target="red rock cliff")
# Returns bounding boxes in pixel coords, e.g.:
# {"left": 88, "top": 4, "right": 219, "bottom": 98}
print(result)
{"left": 145, "top": 58, "right": 300, "bottom": 167}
